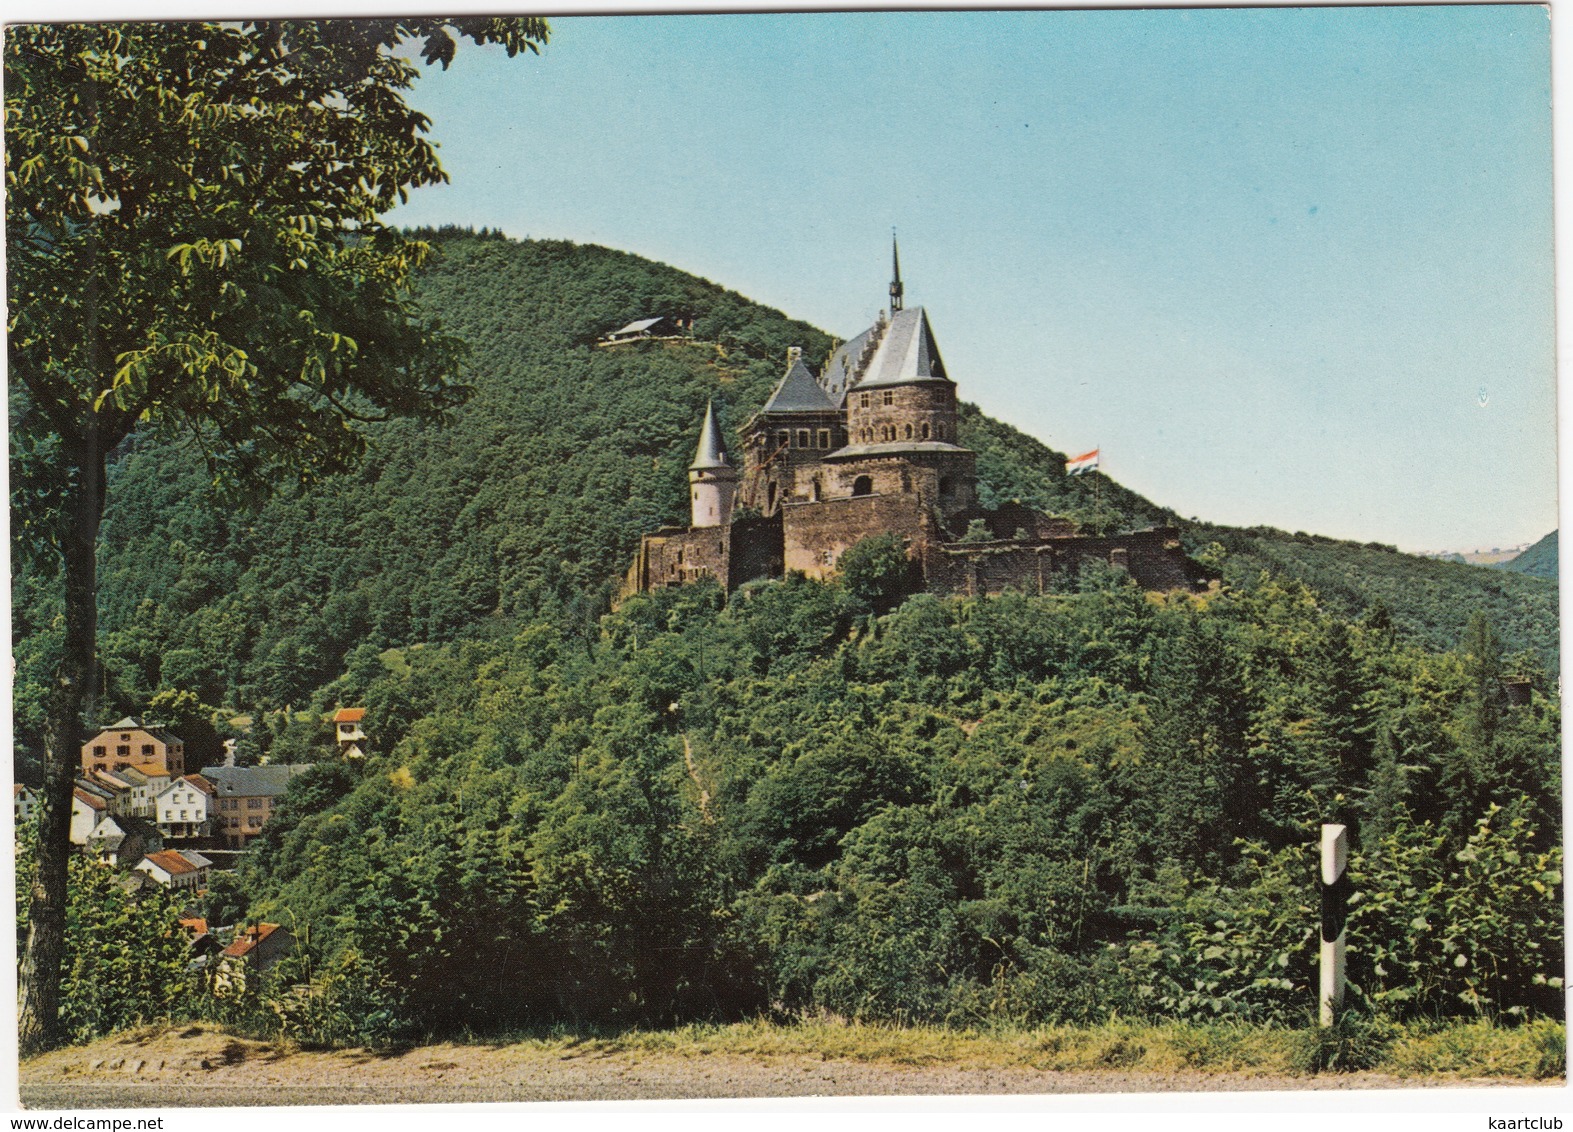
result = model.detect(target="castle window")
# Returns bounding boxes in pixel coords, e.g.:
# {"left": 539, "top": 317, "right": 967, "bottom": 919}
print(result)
{"left": 859, "top": 393, "right": 870, "bottom": 408}
{"left": 936, "top": 424, "right": 945, "bottom": 440}
{"left": 777, "top": 431, "right": 790, "bottom": 450}
{"left": 797, "top": 429, "right": 810, "bottom": 448}
{"left": 904, "top": 424, "right": 913, "bottom": 439}
{"left": 818, "top": 429, "right": 831, "bottom": 448}
{"left": 852, "top": 475, "right": 874, "bottom": 497}
{"left": 882, "top": 390, "right": 894, "bottom": 406}
{"left": 922, "top": 423, "right": 930, "bottom": 439}
{"left": 812, "top": 478, "right": 822, "bottom": 501}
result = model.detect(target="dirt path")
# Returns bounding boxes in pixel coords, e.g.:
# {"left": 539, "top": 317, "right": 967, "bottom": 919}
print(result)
{"left": 18, "top": 1026, "right": 1555, "bottom": 1109}
{"left": 682, "top": 733, "right": 713, "bottom": 823}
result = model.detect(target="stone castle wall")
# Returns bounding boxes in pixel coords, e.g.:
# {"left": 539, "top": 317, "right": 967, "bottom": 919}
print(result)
{"left": 781, "top": 492, "right": 933, "bottom": 580}
{"left": 928, "top": 526, "right": 1206, "bottom": 597}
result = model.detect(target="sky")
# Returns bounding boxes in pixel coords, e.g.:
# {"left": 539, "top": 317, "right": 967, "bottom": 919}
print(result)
{"left": 373, "top": 5, "right": 1557, "bottom": 555}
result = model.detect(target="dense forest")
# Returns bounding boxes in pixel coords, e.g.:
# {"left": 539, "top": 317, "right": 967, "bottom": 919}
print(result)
{"left": 1499, "top": 530, "right": 1558, "bottom": 581}
{"left": 13, "top": 231, "right": 1562, "bottom": 1043}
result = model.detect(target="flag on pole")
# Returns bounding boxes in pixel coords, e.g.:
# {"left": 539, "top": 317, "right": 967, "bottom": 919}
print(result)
{"left": 1066, "top": 448, "right": 1100, "bottom": 476}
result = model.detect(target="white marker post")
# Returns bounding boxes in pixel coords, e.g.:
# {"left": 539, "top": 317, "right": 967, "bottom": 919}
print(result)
{"left": 1319, "top": 823, "right": 1349, "bottom": 1027}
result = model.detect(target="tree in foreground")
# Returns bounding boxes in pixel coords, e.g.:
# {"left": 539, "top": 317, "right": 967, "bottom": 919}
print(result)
{"left": 7, "top": 16, "right": 548, "bottom": 1054}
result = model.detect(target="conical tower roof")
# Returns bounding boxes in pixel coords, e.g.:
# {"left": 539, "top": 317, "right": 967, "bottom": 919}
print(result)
{"left": 690, "top": 400, "right": 730, "bottom": 471}
{"left": 761, "top": 357, "right": 837, "bottom": 414}
{"left": 852, "top": 306, "right": 950, "bottom": 389}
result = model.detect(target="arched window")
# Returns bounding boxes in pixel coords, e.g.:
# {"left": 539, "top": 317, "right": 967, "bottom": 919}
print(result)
{"left": 921, "top": 423, "right": 930, "bottom": 440}
{"left": 904, "top": 424, "right": 913, "bottom": 439}
{"left": 852, "top": 475, "right": 874, "bottom": 497}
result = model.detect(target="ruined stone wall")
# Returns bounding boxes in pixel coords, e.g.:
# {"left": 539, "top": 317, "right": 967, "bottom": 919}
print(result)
{"left": 781, "top": 492, "right": 932, "bottom": 580}
{"left": 929, "top": 527, "right": 1210, "bottom": 597}
{"left": 636, "top": 525, "right": 732, "bottom": 591}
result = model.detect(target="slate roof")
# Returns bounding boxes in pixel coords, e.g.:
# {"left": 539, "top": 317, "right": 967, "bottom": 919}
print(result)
{"left": 851, "top": 307, "right": 950, "bottom": 389}
{"left": 760, "top": 359, "right": 837, "bottom": 415}
{"left": 689, "top": 401, "right": 731, "bottom": 471}
{"left": 819, "top": 325, "right": 878, "bottom": 405}
{"left": 198, "top": 765, "right": 310, "bottom": 798}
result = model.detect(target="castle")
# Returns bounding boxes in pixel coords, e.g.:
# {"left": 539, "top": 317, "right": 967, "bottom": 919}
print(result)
{"left": 626, "top": 244, "right": 1211, "bottom": 600}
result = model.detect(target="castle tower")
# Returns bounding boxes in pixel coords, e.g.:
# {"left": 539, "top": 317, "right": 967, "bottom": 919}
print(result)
{"left": 689, "top": 400, "right": 738, "bottom": 528}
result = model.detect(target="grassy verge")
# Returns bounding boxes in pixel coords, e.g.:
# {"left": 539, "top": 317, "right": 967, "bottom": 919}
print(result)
{"left": 494, "top": 1018, "right": 1565, "bottom": 1081}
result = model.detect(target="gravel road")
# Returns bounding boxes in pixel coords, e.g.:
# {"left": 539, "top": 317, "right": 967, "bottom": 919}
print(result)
{"left": 18, "top": 1025, "right": 1555, "bottom": 1108}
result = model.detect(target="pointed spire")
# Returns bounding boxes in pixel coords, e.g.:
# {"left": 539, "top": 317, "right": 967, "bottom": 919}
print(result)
{"left": 889, "top": 229, "right": 904, "bottom": 313}
{"left": 690, "top": 400, "right": 729, "bottom": 470}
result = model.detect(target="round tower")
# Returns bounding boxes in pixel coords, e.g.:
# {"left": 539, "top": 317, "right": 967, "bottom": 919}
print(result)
{"left": 689, "top": 400, "right": 738, "bottom": 528}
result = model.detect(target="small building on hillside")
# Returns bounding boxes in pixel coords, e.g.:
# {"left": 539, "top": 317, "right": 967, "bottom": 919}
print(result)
{"left": 199, "top": 765, "right": 311, "bottom": 849}
{"left": 135, "top": 849, "right": 213, "bottom": 891}
{"left": 14, "top": 784, "right": 38, "bottom": 826}
{"left": 70, "top": 786, "right": 110, "bottom": 845}
{"left": 213, "top": 923, "right": 296, "bottom": 995}
{"left": 81, "top": 717, "right": 186, "bottom": 777}
{"left": 599, "top": 315, "right": 695, "bottom": 346}
{"left": 332, "top": 707, "right": 367, "bottom": 760}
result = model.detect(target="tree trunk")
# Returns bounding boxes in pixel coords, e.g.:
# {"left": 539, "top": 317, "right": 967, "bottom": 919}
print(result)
{"left": 18, "top": 433, "right": 104, "bottom": 1056}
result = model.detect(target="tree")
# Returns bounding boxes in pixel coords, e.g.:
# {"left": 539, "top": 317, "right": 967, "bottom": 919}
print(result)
{"left": 7, "top": 17, "right": 549, "bottom": 1053}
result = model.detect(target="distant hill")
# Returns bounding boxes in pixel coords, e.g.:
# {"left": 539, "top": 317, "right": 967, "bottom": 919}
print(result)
{"left": 1497, "top": 530, "right": 1558, "bottom": 581}
{"left": 10, "top": 232, "right": 1558, "bottom": 768}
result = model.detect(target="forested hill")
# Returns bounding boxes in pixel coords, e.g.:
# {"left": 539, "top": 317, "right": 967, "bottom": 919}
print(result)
{"left": 1499, "top": 530, "right": 1558, "bottom": 581}
{"left": 11, "top": 232, "right": 1556, "bottom": 766}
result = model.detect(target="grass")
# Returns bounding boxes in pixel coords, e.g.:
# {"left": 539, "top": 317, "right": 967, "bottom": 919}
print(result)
{"left": 475, "top": 1017, "right": 1565, "bottom": 1081}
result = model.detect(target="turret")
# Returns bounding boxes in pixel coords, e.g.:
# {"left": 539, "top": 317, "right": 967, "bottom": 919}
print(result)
{"left": 689, "top": 400, "right": 738, "bottom": 528}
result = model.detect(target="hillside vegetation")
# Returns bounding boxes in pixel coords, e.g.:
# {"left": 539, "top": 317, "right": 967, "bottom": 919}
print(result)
{"left": 12, "top": 233, "right": 1561, "bottom": 1047}
{"left": 1499, "top": 530, "right": 1558, "bottom": 581}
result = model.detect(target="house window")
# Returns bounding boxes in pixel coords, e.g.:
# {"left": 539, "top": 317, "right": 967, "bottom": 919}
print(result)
{"left": 882, "top": 391, "right": 894, "bottom": 406}
{"left": 818, "top": 429, "right": 830, "bottom": 448}
{"left": 180, "top": 810, "right": 188, "bottom": 820}
{"left": 93, "top": 746, "right": 105, "bottom": 758}
{"left": 247, "top": 798, "right": 263, "bottom": 809}
{"left": 859, "top": 393, "right": 870, "bottom": 409}
{"left": 141, "top": 744, "right": 154, "bottom": 756}
{"left": 777, "top": 431, "right": 790, "bottom": 449}
{"left": 116, "top": 746, "right": 130, "bottom": 758}
{"left": 797, "top": 429, "right": 810, "bottom": 448}
{"left": 248, "top": 817, "right": 262, "bottom": 829}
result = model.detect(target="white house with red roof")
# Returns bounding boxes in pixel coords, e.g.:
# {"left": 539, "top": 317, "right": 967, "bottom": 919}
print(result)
{"left": 134, "top": 848, "right": 212, "bottom": 891}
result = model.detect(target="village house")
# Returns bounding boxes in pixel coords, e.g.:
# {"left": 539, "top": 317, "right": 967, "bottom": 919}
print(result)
{"left": 69, "top": 784, "right": 111, "bottom": 845}
{"left": 200, "top": 765, "right": 311, "bottom": 849}
{"left": 114, "top": 764, "right": 172, "bottom": 819}
{"left": 135, "top": 848, "right": 213, "bottom": 891}
{"left": 85, "top": 814, "right": 162, "bottom": 867}
{"left": 14, "top": 784, "right": 38, "bottom": 825}
{"left": 627, "top": 242, "right": 1212, "bottom": 600}
{"left": 154, "top": 775, "right": 212, "bottom": 840}
{"left": 332, "top": 707, "right": 367, "bottom": 760}
{"left": 80, "top": 716, "right": 187, "bottom": 777}
{"left": 213, "top": 923, "right": 296, "bottom": 995}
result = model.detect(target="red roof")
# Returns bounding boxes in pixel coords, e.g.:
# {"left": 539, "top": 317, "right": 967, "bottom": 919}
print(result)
{"left": 142, "top": 850, "right": 200, "bottom": 876}
{"left": 178, "top": 916, "right": 209, "bottom": 935}
{"left": 184, "top": 774, "right": 217, "bottom": 796}
{"left": 333, "top": 708, "right": 366, "bottom": 723}
{"left": 74, "top": 788, "right": 106, "bottom": 811}
{"left": 222, "top": 922, "right": 283, "bottom": 959}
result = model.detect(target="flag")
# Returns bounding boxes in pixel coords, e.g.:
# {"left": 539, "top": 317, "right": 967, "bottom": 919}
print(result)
{"left": 1066, "top": 448, "right": 1100, "bottom": 476}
